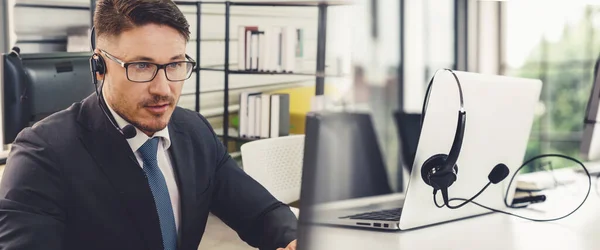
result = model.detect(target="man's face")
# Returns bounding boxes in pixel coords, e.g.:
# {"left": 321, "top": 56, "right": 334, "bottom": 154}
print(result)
{"left": 98, "top": 24, "right": 187, "bottom": 136}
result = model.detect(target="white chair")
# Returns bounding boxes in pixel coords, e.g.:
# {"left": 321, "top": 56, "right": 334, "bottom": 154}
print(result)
{"left": 240, "top": 135, "right": 305, "bottom": 217}
{"left": 198, "top": 135, "right": 304, "bottom": 250}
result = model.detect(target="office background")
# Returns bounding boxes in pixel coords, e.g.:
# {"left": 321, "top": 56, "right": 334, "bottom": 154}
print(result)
{"left": 1, "top": 0, "right": 600, "bottom": 187}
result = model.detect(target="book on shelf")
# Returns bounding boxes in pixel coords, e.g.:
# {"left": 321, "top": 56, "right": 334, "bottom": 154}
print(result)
{"left": 247, "top": 94, "right": 258, "bottom": 138}
{"left": 260, "top": 93, "right": 271, "bottom": 138}
{"left": 237, "top": 25, "right": 304, "bottom": 72}
{"left": 238, "top": 91, "right": 290, "bottom": 139}
{"left": 239, "top": 92, "right": 261, "bottom": 138}
{"left": 295, "top": 28, "right": 304, "bottom": 70}
{"left": 281, "top": 26, "right": 296, "bottom": 73}
{"left": 238, "top": 26, "right": 258, "bottom": 71}
{"left": 254, "top": 95, "right": 262, "bottom": 137}
{"left": 268, "top": 85, "right": 340, "bottom": 135}
{"left": 270, "top": 94, "right": 290, "bottom": 138}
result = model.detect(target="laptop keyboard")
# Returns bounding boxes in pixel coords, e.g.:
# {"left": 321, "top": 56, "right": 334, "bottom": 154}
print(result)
{"left": 339, "top": 208, "right": 403, "bottom": 221}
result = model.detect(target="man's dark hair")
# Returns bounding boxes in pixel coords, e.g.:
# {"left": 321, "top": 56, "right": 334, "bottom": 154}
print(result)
{"left": 93, "top": 0, "right": 190, "bottom": 42}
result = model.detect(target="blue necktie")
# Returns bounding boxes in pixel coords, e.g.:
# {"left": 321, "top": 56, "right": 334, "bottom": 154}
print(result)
{"left": 138, "top": 137, "right": 177, "bottom": 250}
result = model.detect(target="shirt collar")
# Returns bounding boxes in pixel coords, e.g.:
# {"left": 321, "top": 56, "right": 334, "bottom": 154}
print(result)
{"left": 103, "top": 94, "right": 171, "bottom": 152}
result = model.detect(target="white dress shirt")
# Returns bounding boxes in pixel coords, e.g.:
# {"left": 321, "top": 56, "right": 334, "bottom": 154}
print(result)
{"left": 104, "top": 98, "right": 181, "bottom": 233}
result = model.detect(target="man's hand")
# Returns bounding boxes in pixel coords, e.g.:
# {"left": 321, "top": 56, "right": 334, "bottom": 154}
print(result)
{"left": 277, "top": 239, "right": 297, "bottom": 250}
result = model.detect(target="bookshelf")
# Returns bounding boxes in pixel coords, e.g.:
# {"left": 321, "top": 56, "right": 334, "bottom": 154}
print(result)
{"left": 175, "top": 0, "right": 351, "bottom": 147}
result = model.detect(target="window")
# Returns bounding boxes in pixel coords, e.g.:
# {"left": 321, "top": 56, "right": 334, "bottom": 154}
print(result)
{"left": 404, "top": 0, "right": 455, "bottom": 113}
{"left": 502, "top": 1, "right": 600, "bottom": 172}
{"left": 423, "top": 0, "right": 455, "bottom": 80}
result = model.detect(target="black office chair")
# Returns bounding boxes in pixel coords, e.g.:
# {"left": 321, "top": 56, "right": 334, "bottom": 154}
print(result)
{"left": 393, "top": 111, "right": 422, "bottom": 173}
{"left": 301, "top": 111, "right": 393, "bottom": 205}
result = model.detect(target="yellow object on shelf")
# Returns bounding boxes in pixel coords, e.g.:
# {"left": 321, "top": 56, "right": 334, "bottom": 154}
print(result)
{"left": 268, "top": 85, "right": 337, "bottom": 134}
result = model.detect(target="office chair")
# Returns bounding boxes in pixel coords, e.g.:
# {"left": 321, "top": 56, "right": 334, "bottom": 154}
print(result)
{"left": 300, "top": 111, "right": 393, "bottom": 204}
{"left": 393, "top": 111, "right": 422, "bottom": 173}
{"left": 240, "top": 135, "right": 305, "bottom": 217}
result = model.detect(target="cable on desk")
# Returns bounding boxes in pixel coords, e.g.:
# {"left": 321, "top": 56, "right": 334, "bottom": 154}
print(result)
{"left": 515, "top": 159, "right": 572, "bottom": 193}
{"left": 434, "top": 154, "right": 591, "bottom": 222}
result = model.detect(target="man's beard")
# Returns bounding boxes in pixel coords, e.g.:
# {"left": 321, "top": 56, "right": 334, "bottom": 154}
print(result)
{"left": 117, "top": 94, "right": 176, "bottom": 133}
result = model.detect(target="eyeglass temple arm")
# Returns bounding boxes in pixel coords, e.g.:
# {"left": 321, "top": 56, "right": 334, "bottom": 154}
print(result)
{"left": 185, "top": 54, "right": 196, "bottom": 66}
{"left": 100, "top": 50, "right": 127, "bottom": 68}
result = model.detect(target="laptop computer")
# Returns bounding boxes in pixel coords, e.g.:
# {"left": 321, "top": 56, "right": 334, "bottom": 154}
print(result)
{"left": 298, "top": 70, "right": 542, "bottom": 231}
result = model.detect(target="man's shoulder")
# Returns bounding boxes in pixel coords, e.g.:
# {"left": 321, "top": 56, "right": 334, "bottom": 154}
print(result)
{"left": 171, "top": 107, "right": 224, "bottom": 144}
{"left": 172, "top": 106, "right": 212, "bottom": 130}
{"left": 17, "top": 102, "right": 82, "bottom": 146}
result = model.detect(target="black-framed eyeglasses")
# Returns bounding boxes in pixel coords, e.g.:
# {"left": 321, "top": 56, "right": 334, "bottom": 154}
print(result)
{"left": 99, "top": 49, "right": 196, "bottom": 83}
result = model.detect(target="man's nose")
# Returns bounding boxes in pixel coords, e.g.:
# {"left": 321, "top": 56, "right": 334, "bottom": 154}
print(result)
{"left": 148, "top": 69, "right": 171, "bottom": 96}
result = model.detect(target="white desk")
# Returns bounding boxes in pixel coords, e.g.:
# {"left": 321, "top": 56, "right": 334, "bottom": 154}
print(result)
{"left": 298, "top": 171, "right": 600, "bottom": 250}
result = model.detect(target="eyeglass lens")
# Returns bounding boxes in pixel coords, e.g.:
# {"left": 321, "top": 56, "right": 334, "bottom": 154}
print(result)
{"left": 127, "top": 62, "right": 194, "bottom": 82}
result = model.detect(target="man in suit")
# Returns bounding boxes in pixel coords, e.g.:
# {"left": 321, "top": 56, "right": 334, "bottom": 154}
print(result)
{"left": 0, "top": 0, "right": 298, "bottom": 249}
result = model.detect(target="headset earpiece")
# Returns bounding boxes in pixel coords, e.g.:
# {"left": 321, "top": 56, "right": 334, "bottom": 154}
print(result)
{"left": 92, "top": 53, "right": 105, "bottom": 75}
{"left": 421, "top": 154, "right": 458, "bottom": 190}
{"left": 89, "top": 26, "right": 106, "bottom": 85}
{"left": 90, "top": 53, "right": 105, "bottom": 85}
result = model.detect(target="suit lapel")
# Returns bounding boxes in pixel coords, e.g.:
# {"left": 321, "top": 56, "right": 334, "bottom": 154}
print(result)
{"left": 167, "top": 118, "right": 196, "bottom": 249}
{"left": 77, "top": 95, "right": 164, "bottom": 250}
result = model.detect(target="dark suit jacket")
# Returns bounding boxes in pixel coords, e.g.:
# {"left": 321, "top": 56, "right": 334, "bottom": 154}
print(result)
{"left": 0, "top": 94, "right": 297, "bottom": 250}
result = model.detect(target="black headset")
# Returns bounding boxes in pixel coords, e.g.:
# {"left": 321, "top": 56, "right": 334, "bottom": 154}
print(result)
{"left": 419, "top": 69, "right": 466, "bottom": 192}
{"left": 420, "top": 69, "right": 509, "bottom": 208}
{"left": 89, "top": 26, "right": 136, "bottom": 139}
{"left": 89, "top": 26, "right": 106, "bottom": 84}
{"left": 421, "top": 69, "right": 591, "bottom": 223}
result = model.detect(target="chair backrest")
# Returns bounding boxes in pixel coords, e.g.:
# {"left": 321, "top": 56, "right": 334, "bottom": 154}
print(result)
{"left": 393, "top": 111, "right": 422, "bottom": 172}
{"left": 298, "top": 112, "right": 392, "bottom": 205}
{"left": 240, "top": 135, "right": 305, "bottom": 204}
